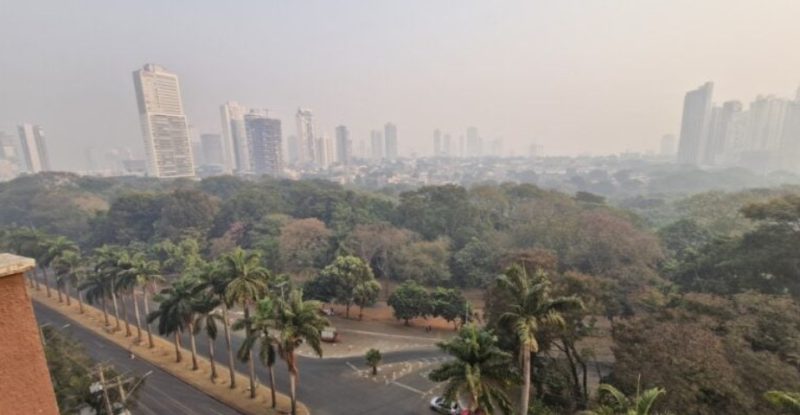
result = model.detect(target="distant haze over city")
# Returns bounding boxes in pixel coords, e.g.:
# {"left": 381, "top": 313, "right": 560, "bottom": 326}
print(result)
{"left": 3, "top": 1, "right": 800, "bottom": 171}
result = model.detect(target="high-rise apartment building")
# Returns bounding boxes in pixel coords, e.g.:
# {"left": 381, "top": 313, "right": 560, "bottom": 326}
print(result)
{"left": 295, "top": 108, "right": 315, "bottom": 165}
{"left": 133, "top": 64, "right": 195, "bottom": 178}
{"left": 17, "top": 124, "right": 51, "bottom": 173}
{"left": 220, "top": 101, "right": 250, "bottom": 173}
{"left": 677, "top": 82, "right": 714, "bottom": 165}
{"left": 466, "top": 127, "right": 481, "bottom": 157}
{"left": 370, "top": 130, "right": 384, "bottom": 160}
{"left": 443, "top": 133, "right": 452, "bottom": 157}
{"left": 703, "top": 101, "right": 742, "bottom": 164}
{"left": 335, "top": 125, "right": 351, "bottom": 165}
{"left": 314, "top": 135, "right": 332, "bottom": 168}
{"left": 200, "top": 134, "right": 225, "bottom": 166}
{"left": 384, "top": 123, "right": 398, "bottom": 160}
{"left": 244, "top": 111, "right": 283, "bottom": 176}
{"left": 433, "top": 129, "right": 442, "bottom": 156}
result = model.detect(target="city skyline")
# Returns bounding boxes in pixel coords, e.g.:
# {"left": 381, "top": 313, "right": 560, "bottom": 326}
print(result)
{"left": 6, "top": 2, "right": 800, "bottom": 170}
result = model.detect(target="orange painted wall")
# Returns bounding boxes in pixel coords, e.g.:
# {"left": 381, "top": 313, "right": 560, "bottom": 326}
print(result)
{"left": 0, "top": 272, "right": 60, "bottom": 415}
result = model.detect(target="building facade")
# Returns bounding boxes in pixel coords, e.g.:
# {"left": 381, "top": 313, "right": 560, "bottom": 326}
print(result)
{"left": 295, "top": 108, "right": 315, "bottom": 165}
{"left": 220, "top": 101, "right": 249, "bottom": 173}
{"left": 335, "top": 125, "right": 351, "bottom": 165}
{"left": 677, "top": 82, "right": 714, "bottom": 165}
{"left": 133, "top": 64, "right": 195, "bottom": 177}
{"left": 244, "top": 111, "right": 283, "bottom": 176}
{"left": 384, "top": 122, "right": 398, "bottom": 160}
{"left": 17, "top": 123, "right": 51, "bottom": 173}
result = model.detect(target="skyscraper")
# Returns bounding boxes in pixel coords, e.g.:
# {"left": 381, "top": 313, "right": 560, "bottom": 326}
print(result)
{"left": 433, "top": 129, "right": 442, "bottom": 156}
{"left": 443, "top": 133, "right": 452, "bottom": 157}
{"left": 17, "top": 123, "right": 50, "bottom": 173}
{"left": 677, "top": 82, "right": 714, "bottom": 165}
{"left": 244, "top": 111, "right": 283, "bottom": 176}
{"left": 200, "top": 134, "right": 225, "bottom": 166}
{"left": 132, "top": 64, "right": 195, "bottom": 178}
{"left": 335, "top": 125, "right": 351, "bottom": 165}
{"left": 315, "top": 134, "right": 332, "bottom": 168}
{"left": 466, "top": 127, "right": 481, "bottom": 157}
{"left": 370, "top": 130, "right": 384, "bottom": 160}
{"left": 703, "top": 101, "right": 742, "bottom": 164}
{"left": 220, "top": 101, "right": 249, "bottom": 173}
{"left": 295, "top": 108, "right": 315, "bottom": 165}
{"left": 384, "top": 123, "right": 398, "bottom": 160}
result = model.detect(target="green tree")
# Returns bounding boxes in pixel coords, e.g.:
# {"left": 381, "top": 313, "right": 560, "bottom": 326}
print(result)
{"left": 52, "top": 249, "right": 85, "bottom": 310}
{"left": 45, "top": 236, "right": 79, "bottom": 303}
{"left": 223, "top": 248, "right": 270, "bottom": 399}
{"left": 235, "top": 297, "right": 280, "bottom": 409}
{"left": 126, "top": 252, "right": 163, "bottom": 347}
{"left": 431, "top": 287, "right": 470, "bottom": 329}
{"left": 387, "top": 280, "right": 432, "bottom": 325}
{"left": 428, "top": 325, "right": 515, "bottom": 415}
{"left": 79, "top": 269, "right": 112, "bottom": 327}
{"left": 365, "top": 348, "right": 382, "bottom": 376}
{"left": 764, "top": 391, "right": 800, "bottom": 414}
{"left": 496, "top": 265, "right": 583, "bottom": 415}
{"left": 147, "top": 277, "right": 199, "bottom": 366}
{"left": 317, "top": 255, "right": 376, "bottom": 318}
{"left": 353, "top": 279, "right": 381, "bottom": 320}
{"left": 193, "top": 292, "right": 224, "bottom": 383}
{"left": 388, "top": 238, "right": 452, "bottom": 285}
{"left": 196, "top": 261, "right": 239, "bottom": 389}
{"left": 274, "top": 289, "right": 329, "bottom": 415}
{"left": 594, "top": 383, "right": 666, "bottom": 415}
{"left": 451, "top": 237, "right": 497, "bottom": 287}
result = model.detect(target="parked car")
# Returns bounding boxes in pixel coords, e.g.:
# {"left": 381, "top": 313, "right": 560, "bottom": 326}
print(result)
{"left": 321, "top": 327, "right": 339, "bottom": 343}
{"left": 430, "top": 396, "right": 461, "bottom": 414}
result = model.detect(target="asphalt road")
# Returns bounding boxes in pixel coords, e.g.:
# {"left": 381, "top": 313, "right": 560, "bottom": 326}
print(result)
{"left": 34, "top": 302, "right": 243, "bottom": 415}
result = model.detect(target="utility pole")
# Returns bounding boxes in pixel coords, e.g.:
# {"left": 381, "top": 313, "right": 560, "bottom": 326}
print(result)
{"left": 97, "top": 365, "right": 114, "bottom": 415}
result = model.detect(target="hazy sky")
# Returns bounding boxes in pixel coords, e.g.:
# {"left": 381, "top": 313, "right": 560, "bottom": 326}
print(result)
{"left": 3, "top": 1, "right": 800, "bottom": 170}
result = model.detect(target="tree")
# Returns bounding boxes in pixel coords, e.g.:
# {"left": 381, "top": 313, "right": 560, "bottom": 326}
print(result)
{"left": 395, "top": 184, "right": 479, "bottom": 247}
{"left": 316, "top": 255, "right": 376, "bottom": 318}
{"left": 274, "top": 289, "right": 329, "bottom": 415}
{"left": 235, "top": 297, "right": 279, "bottom": 409}
{"left": 431, "top": 287, "right": 470, "bottom": 329}
{"left": 278, "top": 218, "right": 332, "bottom": 276}
{"left": 52, "top": 250, "right": 85, "bottom": 310}
{"left": 353, "top": 280, "right": 381, "bottom": 320}
{"left": 156, "top": 189, "right": 220, "bottom": 240}
{"left": 496, "top": 265, "right": 583, "bottom": 415}
{"left": 126, "top": 252, "right": 163, "bottom": 347}
{"left": 764, "top": 391, "right": 800, "bottom": 414}
{"left": 388, "top": 238, "right": 452, "bottom": 285}
{"left": 223, "top": 248, "right": 270, "bottom": 399}
{"left": 365, "top": 348, "right": 382, "bottom": 376}
{"left": 387, "top": 280, "right": 432, "bottom": 325}
{"left": 79, "top": 270, "right": 112, "bottom": 327}
{"left": 428, "top": 325, "right": 515, "bottom": 415}
{"left": 451, "top": 237, "right": 497, "bottom": 287}
{"left": 594, "top": 383, "right": 666, "bottom": 415}
{"left": 45, "top": 236, "right": 79, "bottom": 303}
{"left": 193, "top": 292, "right": 224, "bottom": 383}
{"left": 147, "top": 277, "right": 199, "bottom": 366}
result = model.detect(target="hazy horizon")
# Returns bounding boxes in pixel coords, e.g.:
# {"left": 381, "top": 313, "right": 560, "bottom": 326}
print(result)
{"left": 3, "top": 1, "right": 800, "bottom": 170}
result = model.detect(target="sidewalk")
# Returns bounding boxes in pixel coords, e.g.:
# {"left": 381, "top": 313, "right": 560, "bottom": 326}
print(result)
{"left": 29, "top": 287, "right": 308, "bottom": 415}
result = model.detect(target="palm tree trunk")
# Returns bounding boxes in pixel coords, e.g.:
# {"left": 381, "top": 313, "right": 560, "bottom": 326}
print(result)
{"left": 143, "top": 289, "right": 154, "bottom": 348}
{"left": 56, "top": 279, "right": 63, "bottom": 303}
{"left": 77, "top": 290, "right": 84, "bottom": 314}
{"left": 268, "top": 364, "right": 277, "bottom": 408}
{"left": 244, "top": 306, "right": 257, "bottom": 399}
{"left": 111, "top": 291, "right": 121, "bottom": 331}
{"left": 174, "top": 332, "right": 183, "bottom": 362}
{"left": 289, "top": 368, "right": 298, "bottom": 415}
{"left": 101, "top": 296, "right": 110, "bottom": 326}
{"left": 345, "top": 303, "right": 351, "bottom": 319}
{"left": 42, "top": 268, "right": 51, "bottom": 297}
{"left": 359, "top": 304, "right": 364, "bottom": 320}
{"left": 189, "top": 322, "right": 199, "bottom": 370}
{"left": 222, "top": 303, "right": 236, "bottom": 389}
{"left": 520, "top": 347, "right": 531, "bottom": 415}
{"left": 65, "top": 281, "right": 72, "bottom": 306}
{"left": 132, "top": 291, "right": 143, "bottom": 343}
{"left": 120, "top": 292, "right": 132, "bottom": 337}
{"left": 208, "top": 337, "right": 217, "bottom": 382}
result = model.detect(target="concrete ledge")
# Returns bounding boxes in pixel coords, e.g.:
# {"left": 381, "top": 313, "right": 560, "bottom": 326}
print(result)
{"left": 0, "top": 253, "right": 35, "bottom": 278}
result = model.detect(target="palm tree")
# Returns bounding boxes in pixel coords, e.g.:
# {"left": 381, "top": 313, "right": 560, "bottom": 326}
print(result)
{"left": 496, "top": 265, "right": 583, "bottom": 415}
{"left": 4, "top": 227, "right": 41, "bottom": 289}
{"left": 365, "top": 348, "right": 382, "bottom": 376}
{"left": 80, "top": 270, "right": 112, "bottom": 326}
{"left": 223, "top": 248, "right": 270, "bottom": 399}
{"left": 764, "top": 391, "right": 800, "bottom": 414}
{"left": 124, "top": 252, "right": 163, "bottom": 346}
{"left": 197, "top": 262, "right": 239, "bottom": 389}
{"left": 113, "top": 251, "right": 136, "bottom": 337}
{"left": 44, "top": 236, "right": 79, "bottom": 303}
{"left": 94, "top": 246, "right": 124, "bottom": 331}
{"left": 594, "top": 383, "right": 666, "bottom": 415}
{"left": 147, "top": 277, "right": 199, "bottom": 366}
{"left": 274, "top": 289, "right": 329, "bottom": 415}
{"left": 235, "top": 297, "right": 279, "bottom": 409}
{"left": 428, "top": 325, "right": 515, "bottom": 415}
{"left": 193, "top": 292, "right": 224, "bottom": 383}
{"left": 52, "top": 250, "right": 85, "bottom": 310}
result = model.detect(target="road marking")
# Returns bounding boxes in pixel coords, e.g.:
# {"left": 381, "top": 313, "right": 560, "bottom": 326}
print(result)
{"left": 345, "top": 361, "right": 360, "bottom": 373}
{"left": 391, "top": 380, "right": 425, "bottom": 395}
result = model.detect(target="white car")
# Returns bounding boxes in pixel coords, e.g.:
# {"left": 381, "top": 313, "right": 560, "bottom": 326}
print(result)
{"left": 430, "top": 396, "right": 461, "bottom": 414}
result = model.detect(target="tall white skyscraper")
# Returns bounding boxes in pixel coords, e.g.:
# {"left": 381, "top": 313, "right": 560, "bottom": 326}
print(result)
{"left": 17, "top": 123, "right": 50, "bottom": 173}
{"left": 466, "top": 127, "right": 481, "bottom": 157}
{"left": 370, "top": 130, "right": 384, "bottom": 161}
{"left": 677, "top": 82, "right": 714, "bottom": 165}
{"left": 335, "top": 125, "right": 351, "bottom": 165}
{"left": 133, "top": 64, "right": 194, "bottom": 178}
{"left": 384, "top": 122, "right": 398, "bottom": 160}
{"left": 295, "top": 108, "right": 315, "bottom": 165}
{"left": 220, "top": 101, "right": 250, "bottom": 173}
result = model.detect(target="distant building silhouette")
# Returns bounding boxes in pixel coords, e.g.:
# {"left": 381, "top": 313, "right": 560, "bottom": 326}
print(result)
{"left": 245, "top": 111, "right": 283, "bottom": 176}
{"left": 335, "top": 125, "right": 351, "bottom": 165}
{"left": 384, "top": 123, "right": 398, "bottom": 160}
{"left": 17, "top": 123, "right": 50, "bottom": 173}
{"left": 677, "top": 82, "right": 714, "bottom": 165}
